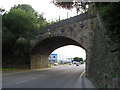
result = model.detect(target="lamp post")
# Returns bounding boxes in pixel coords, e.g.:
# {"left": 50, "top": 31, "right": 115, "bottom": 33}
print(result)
{"left": 48, "top": 29, "right": 51, "bottom": 36}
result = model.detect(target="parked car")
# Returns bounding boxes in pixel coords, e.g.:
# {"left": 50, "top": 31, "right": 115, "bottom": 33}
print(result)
{"left": 76, "top": 63, "right": 79, "bottom": 66}
{"left": 73, "top": 61, "right": 77, "bottom": 64}
{"left": 76, "top": 62, "right": 80, "bottom": 66}
{"left": 80, "top": 61, "right": 84, "bottom": 64}
{"left": 54, "top": 63, "right": 58, "bottom": 66}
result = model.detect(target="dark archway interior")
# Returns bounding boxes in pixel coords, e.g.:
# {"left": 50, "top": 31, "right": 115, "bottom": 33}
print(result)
{"left": 31, "top": 36, "right": 86, "bottom": 56}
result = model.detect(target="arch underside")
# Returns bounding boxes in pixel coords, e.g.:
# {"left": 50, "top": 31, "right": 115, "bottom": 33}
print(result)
{"left": 30, "top": 36, "right": 86, "bottom": 69}
{"left": 31, "top": 36, "right": 85, "bottom": 56}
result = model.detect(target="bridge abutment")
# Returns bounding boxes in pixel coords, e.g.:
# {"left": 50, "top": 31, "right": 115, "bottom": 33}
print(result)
{"left": 31, "top": 55, "right": 48, "bottom": 69}
{"left": 30, "top": 6, "right": 118, "bottom": 88}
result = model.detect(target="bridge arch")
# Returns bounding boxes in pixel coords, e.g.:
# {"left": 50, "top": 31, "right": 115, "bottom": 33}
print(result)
{"left": 30, "top": 12, "right": 96, "bottom": 70}
{"left": 31, "top": 36, "right": 87, "bottom": 69}
{"left": 31, "top": 36, "right": 87, "bottom": 55}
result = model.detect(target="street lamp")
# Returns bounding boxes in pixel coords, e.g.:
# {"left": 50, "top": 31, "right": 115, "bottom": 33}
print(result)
{"left": 48, "top": 29, "right": 51, "bottom": 36}
{"left": 79, "top": 22, "right": 85, "bottom": 28}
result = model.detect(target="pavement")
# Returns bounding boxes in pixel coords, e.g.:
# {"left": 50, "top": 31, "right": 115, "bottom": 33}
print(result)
{"left": 80, "top": 71, "right": 96, "bottom": 88}
{"left": 2, "top": 68, "right": 51, "bottom": 75}
{"left": 2, "top": 64, "right": 96, "bottom": 88}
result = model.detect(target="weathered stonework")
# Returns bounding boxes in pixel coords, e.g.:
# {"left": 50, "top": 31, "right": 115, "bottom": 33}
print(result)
{"left": 30, "top": 4, "right": 118, "bottom": 88}
{"left": 86, "top": 3, "right": 119, "bottom": 88}
{"left": 31, "top": 13, "right": 96, "bottom": 71}
{"left": 86, "top": 16, "right": 119, "bottom": 88}
{"left": 31, "top": 55, "right": 48, "bottom": 69}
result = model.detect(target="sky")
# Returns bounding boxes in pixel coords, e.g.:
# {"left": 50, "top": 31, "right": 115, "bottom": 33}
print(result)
{"left": 0, "top": 0, "right": 77, "bottom": 21}
{"left": 0, "top": 0, "right": 86, "bottom": 59}
{"left": 52, "top": 45, "right": 86, "bottom": 60}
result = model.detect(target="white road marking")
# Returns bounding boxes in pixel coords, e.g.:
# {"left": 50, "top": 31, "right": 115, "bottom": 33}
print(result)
{"left": 15, "top": 77, "right": 37, "bottom": 84}
{"left": 80, "top": 70, "right": 85, "bottom": 77}
{"left": 80, "top": 70, "right": 85, "bottom": 88}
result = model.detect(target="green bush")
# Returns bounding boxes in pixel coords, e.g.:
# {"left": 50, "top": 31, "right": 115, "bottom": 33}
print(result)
{"left": 96, "top": 2, "right": 120, "bottom": 43}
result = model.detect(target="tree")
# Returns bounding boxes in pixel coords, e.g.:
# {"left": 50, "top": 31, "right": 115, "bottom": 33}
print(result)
{"left": 79, "top": 58, "right": 83, "bottom": 62}
{"left": 12, "top": 4, "right": 49, "bottom": 28}
{"left": 52, "top": 0, "right": 89, "bottom": 15}
{"left": 0, "top": 8, "right": 5, "bottom": 14}
{"left": 73, "top": 57, "right": 83, "bottom": 62}
{"left": 12, "top": 4, "right": 35, "bottom": 13}
{"left": 96, "top": 2, "right": 120, "bottom": 43}
{"left": 37, "top": 13, "right": 50, "bottom": 28}
{"left": 2, "top": 8, "right": 37, "bottom": 54}
{"left": 2, "top": 4, "right": 49, "bottom": 54}
{"left": 3, "top": 8, "right": 38, "bottom": 40}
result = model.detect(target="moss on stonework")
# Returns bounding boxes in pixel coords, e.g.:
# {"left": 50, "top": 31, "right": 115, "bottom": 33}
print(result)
{"left": 96, "top": 2, "right": 120, "bottom": 43}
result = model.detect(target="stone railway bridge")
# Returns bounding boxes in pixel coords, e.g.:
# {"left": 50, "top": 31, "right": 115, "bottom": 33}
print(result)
{"left": 30, "top": 12, "right": 95, "bottom": 70}
{"left": 30, "top": 5, "right": 119, "bottom": 88}
{"left": 1, "top": 3, "right": 118, "bottom": 88}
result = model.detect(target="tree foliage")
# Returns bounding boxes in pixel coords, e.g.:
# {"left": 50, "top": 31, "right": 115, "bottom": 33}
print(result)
{"left": 12, "top": 4, "right": 35, "bottom": 13}
{"left": 0, "top": 8, "right": 5, "bottom": 14}
{"left": 96, "top": 2, "right": 120, "bottom": 43}
{"left": 3, "top": 8, "right": 38, "bottom": 39}
{"left": 73, "top": 57, "right": 83, "bottom": 62}
{"left": 2, "top": 4, "right": 49, "bottom": 55}
{"left": 52, "top": 0, "right": 88, "bottom": 14}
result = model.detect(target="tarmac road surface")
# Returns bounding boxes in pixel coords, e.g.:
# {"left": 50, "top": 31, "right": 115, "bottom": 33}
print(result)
{"left": 2, "top": 64, "right": 94, "bottom": 88}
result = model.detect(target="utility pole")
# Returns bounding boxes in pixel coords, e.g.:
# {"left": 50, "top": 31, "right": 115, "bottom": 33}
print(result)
{"left": 67, "top": 12, "right": 69, "bottom": 19}
{"left": 59, "top": 15, "right": 60, "bottom": 21}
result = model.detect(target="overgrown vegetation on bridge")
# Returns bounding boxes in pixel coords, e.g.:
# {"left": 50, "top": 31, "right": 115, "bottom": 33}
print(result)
{"left": 96, "top": 2, "right": 120, "bottom": 43}
{"left": 2, "top": 3, "right": 119, "bottom": 84}
{"left": 96, "top": 3, "right": 119, "bottom": 88}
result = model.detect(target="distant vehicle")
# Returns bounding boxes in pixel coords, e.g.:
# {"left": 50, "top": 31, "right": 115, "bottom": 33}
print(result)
{"left": 80, "top": 61, "right": 84, "bottom": 64}
{"left": 73, "top": 61, "right": 77, "bottom": 64}
{"left": 54, "top": 63, "right": 58, "bottom": 66}
{"left": 69, "top": 63, "right": 72, "bottom": 65}
{"left": 80, "top": 62, "right": 84, "bottom": 64}
{"left": 76, "top": 63, "right": 79, "bottom": 66}
{"left": 76, "top": 62, "right": 80, "bottom": 66}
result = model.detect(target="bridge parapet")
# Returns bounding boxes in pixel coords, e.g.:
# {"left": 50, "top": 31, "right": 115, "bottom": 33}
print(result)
{"left": 38, "top": 13, "right": 89, "bottom": 34}
{"left": 31, "top": 12, "right": 97, "bottom": 48}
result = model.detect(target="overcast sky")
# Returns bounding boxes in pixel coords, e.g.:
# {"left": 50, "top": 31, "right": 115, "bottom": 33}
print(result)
{"left": 0, "top": 0, "right": 77, "bottom": 21}
{"left": 52, "top": 45, "right": 86, "bottom": 60}
{"left": 0, "top": 0, "right": 86, "bottom": 59}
